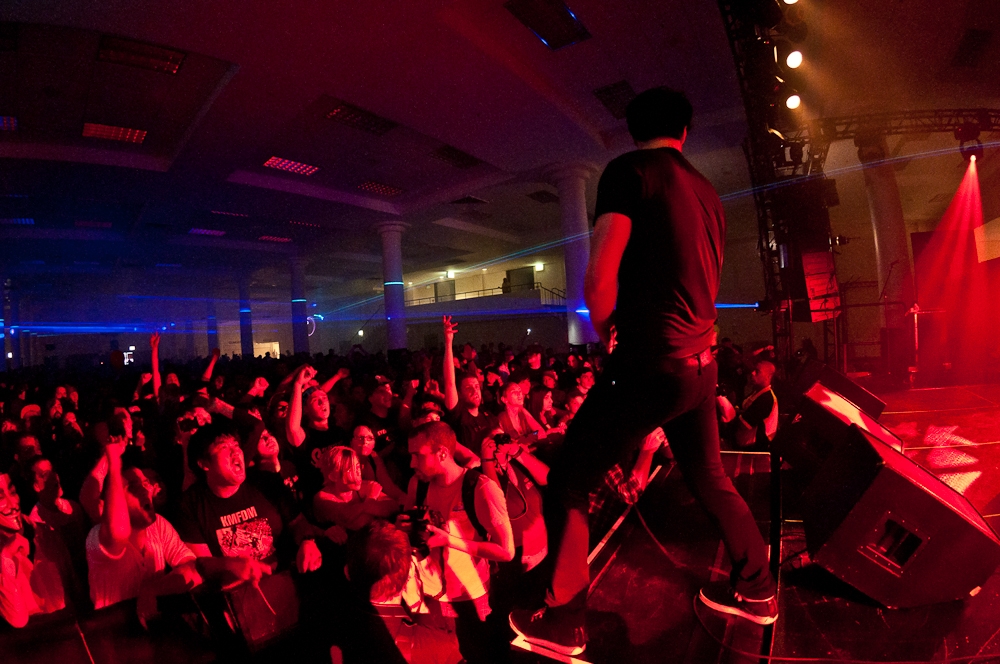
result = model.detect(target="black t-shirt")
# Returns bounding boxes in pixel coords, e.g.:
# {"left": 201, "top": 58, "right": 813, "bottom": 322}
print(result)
{"left": 741, "top": 389, "right": 776, "bottom": 448}
{"left": 177, "top": 482, "right": 288, "bottom": 561}
{"left": 594, "top": 147, "right": 725, "bottom": 359}
{"left": 446, "top": 407, "right": 496, "bottom": 454}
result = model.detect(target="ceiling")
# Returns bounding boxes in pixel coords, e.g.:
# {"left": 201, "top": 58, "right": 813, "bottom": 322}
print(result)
{"left": 0, "top": 0, "right": 998, "bottom": 324}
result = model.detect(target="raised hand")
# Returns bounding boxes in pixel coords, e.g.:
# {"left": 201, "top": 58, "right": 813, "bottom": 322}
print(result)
{"left": 443, "top": 315, "right": 458, "bottom": 343}
{"left": 149, "top": 332, "right": 160, "bottom": 351}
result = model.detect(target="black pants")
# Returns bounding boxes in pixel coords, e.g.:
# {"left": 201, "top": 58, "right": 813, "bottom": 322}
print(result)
{"left": 452, "top": 599, "right": 510, "bottom": 664}
{"left": 547, "top": 352, "right": 775, "bottom": 606}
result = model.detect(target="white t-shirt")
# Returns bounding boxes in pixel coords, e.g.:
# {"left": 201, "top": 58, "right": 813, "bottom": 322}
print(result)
{"left": 86, "top": 515, "right": 195, "bottom": 609}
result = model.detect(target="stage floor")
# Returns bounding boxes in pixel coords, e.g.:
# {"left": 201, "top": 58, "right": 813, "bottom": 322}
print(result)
{"left": 514, "top": 384, "right": 1000, "bottom": 663}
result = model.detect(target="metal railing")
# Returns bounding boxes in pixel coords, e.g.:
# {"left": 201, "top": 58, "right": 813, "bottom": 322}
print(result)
{"left": 405, "top": 282, "right": 566, "bottom": 307}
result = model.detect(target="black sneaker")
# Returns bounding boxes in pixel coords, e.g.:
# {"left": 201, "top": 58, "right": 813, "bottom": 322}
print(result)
{"left": 698, "top": 582, "right": 778, "bottom": 625}
{"left": 509, "top": 606, "right": 587, "bottom": 656}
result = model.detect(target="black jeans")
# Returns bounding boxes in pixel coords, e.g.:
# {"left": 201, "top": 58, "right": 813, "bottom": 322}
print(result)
{"left": 546, "top": 351, "right": 775, "bottom": 606}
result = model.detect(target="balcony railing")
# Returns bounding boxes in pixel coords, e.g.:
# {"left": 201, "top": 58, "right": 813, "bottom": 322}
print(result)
{"left": 405, "top": 282, "right": 566, "bottom": 307}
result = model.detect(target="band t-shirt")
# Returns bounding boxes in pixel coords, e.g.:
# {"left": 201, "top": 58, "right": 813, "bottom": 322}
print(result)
{"left": 594, "top": 147, "right": 725, "bottom": 359}
{"left": 176, "top": 482, "right": 285, "bottom": 561}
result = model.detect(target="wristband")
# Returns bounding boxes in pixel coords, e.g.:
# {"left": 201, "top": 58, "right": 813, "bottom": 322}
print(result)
{"left": 510, "top": 447, "right": 523, "bottom": 460}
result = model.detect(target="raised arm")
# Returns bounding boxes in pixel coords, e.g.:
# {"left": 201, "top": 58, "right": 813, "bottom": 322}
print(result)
{"left": 286, "top": 365, "right": 316, "bottom": 448}
{"left": 98, "top": 437, "right": 131, "bottom": 557}
{"left": 318, "top": 367, "right": 350, "bottom": 394}
{"left": 442, "top": 315, "right": 459, "bottom": 411}
{"left": 585, "top": 213, "right": 632, "bottom": 345}
{"left": 150, "top": 332, "right": 162, "bottom": 401}
{"left": 201, "top": 347, "right": 221, "bottom": 383}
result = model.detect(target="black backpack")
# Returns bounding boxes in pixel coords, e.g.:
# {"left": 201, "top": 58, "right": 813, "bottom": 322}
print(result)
{"left": 414, "top": 468, "right": 488, "bottom": 540}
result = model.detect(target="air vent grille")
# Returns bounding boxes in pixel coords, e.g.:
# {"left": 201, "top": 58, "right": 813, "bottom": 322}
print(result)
{"left": 358, "top": 181, "right": 405, "bottom": 197}
{"left": 527, "top": 190, "right": 559, "bottom": 204}
{"left": 189, "top": 228, "right": 225, "bottom": 236}
{"left": 0, "top": 218, "right": 34, "bottom": 225}
{"left": 98, "top": 36, "right": 186, "bottom": 74}
{"left": 325, "top": 99, "right": 398, "bottom": 135}
{"left": 433, "top": 145, "right": 482, "bottom": 169}
{"left": 263, "top": 157, "right": 319, "bottom": 175}
{"left": 82, "top": 123, "right": 147, "bottom": 144}
{"left": 75, "top": 220, "right": 113, "bottom": 229}
{"left": 0, "top": 116, "right": 17, "bottom": 131}
{"left": 259, "top": 235, "right": 292, "bottom": 243}
{"left": 211, "top": 210, "right": 249, "bottom": 217}
{"left": 504, "top": 0, "right": 591, "bottom": 50}
{"left": 594, "top": 80, "right": 636, "bottom": 119}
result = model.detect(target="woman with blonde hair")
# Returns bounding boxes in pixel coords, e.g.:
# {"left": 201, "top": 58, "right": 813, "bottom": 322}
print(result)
{"left": 312, "top": 446, "right": 397, "bottom": 538}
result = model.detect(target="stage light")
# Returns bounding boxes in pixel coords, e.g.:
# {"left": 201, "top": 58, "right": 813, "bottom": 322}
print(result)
{"left": 6, "top": 352, "right": 11, "bottom": 359}
{"left": 786, "top": 49, "right": 802, "bottom": 68}
{"left": 785, "top": 93, "right": 801, "bottom": 109}
{"left": 783, "top": 0, "right": 798, "bottom": 4}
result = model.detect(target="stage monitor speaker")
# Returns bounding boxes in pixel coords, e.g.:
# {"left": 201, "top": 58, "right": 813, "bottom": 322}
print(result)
{"left": 802, "top": 422, "right": 1000, "bottom": 608}
{"left": 790, "top": 359, "right": 885, "bottom": 419}
{"left": 773, "top": 376, "right": 892, "bottom": 483}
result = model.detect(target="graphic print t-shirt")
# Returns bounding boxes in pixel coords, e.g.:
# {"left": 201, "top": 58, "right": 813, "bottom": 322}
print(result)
{"left": 176, "top": 482, "right": 284, "bottom": 561}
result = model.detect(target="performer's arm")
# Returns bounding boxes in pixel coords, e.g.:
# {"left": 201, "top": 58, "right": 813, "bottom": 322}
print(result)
{"left": 585, "top": 213, "right": 632, "bottom": 345}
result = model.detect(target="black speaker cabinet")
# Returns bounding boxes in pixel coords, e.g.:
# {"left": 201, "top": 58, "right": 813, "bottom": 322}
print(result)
{"left": 802, "top": 422, "right": 1000, "bottom": 608}
{"left": 773, "top": 380, "right": 897, "bottom": 484}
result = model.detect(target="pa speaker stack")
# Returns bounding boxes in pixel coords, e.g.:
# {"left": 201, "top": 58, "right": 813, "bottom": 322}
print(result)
{"left": 774, "top": 363, "right": 1000, "bottom": 608}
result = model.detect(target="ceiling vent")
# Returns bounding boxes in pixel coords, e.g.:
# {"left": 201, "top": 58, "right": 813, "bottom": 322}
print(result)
{"left": 75, "top": 220, "right": 113, "bottom": 229}
{"left": 0, "top": 116, "right": 17, "bottom": 131}
{"left": 358, "top": 181, "right": 405, "bottom": 197}
{"left": 82, "top": 123, "right": 147, "bottom": 144}
{"left": 504, "top": 0, "right": 591, "bottom": 50}
{"left": 263, "top": 156, "right": 319, "bottom": 175}
{"left": 433, "top": 145, "right": 482, "bottom": 169}
{"left": 98, "top": 36, "right": 186, "bottom": 74}
{"left": 211, "top": 210, "right": 249, "bottom": 217}
{"left": 594, "top": 80, "right": 636, "bottom": 119}
{"left": 451, "top": 196, "right": 489, "bottom": 205}
{"left": 527, "top": 190, "right": 559, "bottom": 204}
{"left": 290, "top": 220, "right": 323, "bottom": 228}
{"left": 325, "top": 99, "right": 398, "bottom": 136}
{"left": 189, "top": 228, "right": 225, "bottom": 236}
{"left": 0, "top": 23, "right": 19, "bottom": 52}
{"left": 259, "top": 235, "right": 292, "bottom": 243}
{"left": 0, "top": 218, "right": 33, "bottom": 225}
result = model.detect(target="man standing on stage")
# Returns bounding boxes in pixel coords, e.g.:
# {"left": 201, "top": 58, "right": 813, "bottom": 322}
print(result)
{"left": 510, "top": 87, "right": 777, "bottom": 656}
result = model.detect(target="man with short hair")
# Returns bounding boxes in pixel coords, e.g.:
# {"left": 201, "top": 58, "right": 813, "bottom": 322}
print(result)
{"left": 510, "top": 86, "right": 777, "bottom": 656}
{"left": 442, "top": 316, "right": 497, "bottom": 455}
{"left": 405, "top": 421, "right": 513, "bottom": 664}
{"left": 86, "top": 436, "right": 202, "bottom": 624}
{"left": 718, "top": 360, "right": 778, "bottom": 449}
{"left": 177, "top": 422, "right": 322, "bottom": 587}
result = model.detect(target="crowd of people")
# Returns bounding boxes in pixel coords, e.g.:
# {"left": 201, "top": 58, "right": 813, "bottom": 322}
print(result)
{"left": 1, "top": 85, "right": 792, "bottom": 662}
{"left": 0, "top": 314, "right": 699, "bottom": 662}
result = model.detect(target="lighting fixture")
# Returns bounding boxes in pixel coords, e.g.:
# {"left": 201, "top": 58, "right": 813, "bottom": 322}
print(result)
{"left": 447, "top": 270, "right": 456, "bottom": 279}
{"left": 535, "top": 262, "right": 544, "bottom": 272}
{"left": 263, "top": 157, "right": 319, "bottom": 176}
{"left": 358, "top": 181, "right": 405, "bottom": 197}
{"left": 189, "top": 228, "right": 226, "bottom": 236}
{"left": 98, "top": 36, "right": 185, "bottom": 74}
{"left": 259, "top": 236, "right": 292, "bottom": 243}
{"left": 785, "top": 93, "right": 801, "bottom": 110}
{"left": 83, "top": 123, "right": 147, "bottom": 144}
{"left": 0, "top": 116, "right": 16, "bottom": 131}
{"left": 0, "top": 218, "right": 34, "bottom": 225}
{"left": 358, "top": 330, "right": 364, "bottom": 337}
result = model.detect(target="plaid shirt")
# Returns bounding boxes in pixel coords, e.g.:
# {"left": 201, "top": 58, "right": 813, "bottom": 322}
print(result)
{"left": 588, "top": 463, "right": 645, "bottom": 515}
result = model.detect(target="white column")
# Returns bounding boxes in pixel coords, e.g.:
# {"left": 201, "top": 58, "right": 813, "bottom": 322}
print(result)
{"left": 545, "top": 162, "right": 600, "bottom": 346}
{"left": 375, "top": 221, "right": 409, "bottom": 350}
